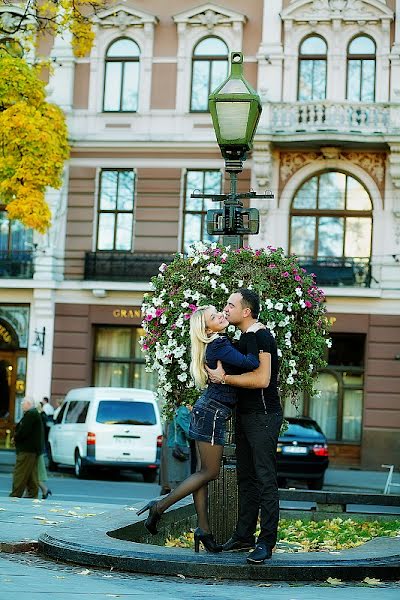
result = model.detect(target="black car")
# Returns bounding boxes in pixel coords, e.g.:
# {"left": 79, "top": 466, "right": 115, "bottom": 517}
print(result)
{"left": 277, "top": 416, "right": 329, "bottom": 490}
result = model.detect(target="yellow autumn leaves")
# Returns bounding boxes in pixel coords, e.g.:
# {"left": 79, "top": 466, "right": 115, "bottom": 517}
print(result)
{"left": 0, "top": 51, "right": 69, "bottom": 232}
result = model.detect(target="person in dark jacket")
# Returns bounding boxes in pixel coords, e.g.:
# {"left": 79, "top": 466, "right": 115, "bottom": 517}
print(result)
{"left": 10, "top": 397, "right": 44, "bottom": 498}
{"left": 138, "top": 305, "right": 264, "bottom": 553}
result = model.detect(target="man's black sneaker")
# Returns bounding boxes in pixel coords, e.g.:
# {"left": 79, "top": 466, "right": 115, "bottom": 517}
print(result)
{"left": 222, "top": 537, "right": 255, "bottom": 552}
{"left": 246, "top": 542, "right": 272, "bottom": 564}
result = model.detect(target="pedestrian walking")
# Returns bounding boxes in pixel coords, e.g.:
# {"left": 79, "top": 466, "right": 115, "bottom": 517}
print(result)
{"left": 10, "top": 397, "right": 44, "bottom": 499}
{"left": 36, "top": 401, "right": 53, "bottom": 499}
{"left": 206, "top": 288, "right": 283, "bottom": 564}
{"left": 138, "top": 304, "right": 263, "bottom": 553}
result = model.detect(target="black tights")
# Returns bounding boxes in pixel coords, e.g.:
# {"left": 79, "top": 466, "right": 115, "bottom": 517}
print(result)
{"left": 157, "top": 440, "right": 223, "bottom": 532}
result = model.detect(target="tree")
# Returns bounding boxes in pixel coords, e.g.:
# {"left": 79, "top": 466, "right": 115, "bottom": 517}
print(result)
{"left": 141, "top": 243, "right": 331, "bottom": 419}
{"left": 0, "top": 50, "right": 69, "bottom": 232}
{"left": 0, "top": 1, "right": 106, "bottom": 58}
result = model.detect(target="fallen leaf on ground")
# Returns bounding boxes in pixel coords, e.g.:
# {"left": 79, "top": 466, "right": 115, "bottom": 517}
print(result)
{"left": 55, "top": 576, "right": 66, "bottom": 579}
{"left": 363, "top": 577, "right": 382, "bottom": 585}
{"left": 326, "top": 577, "right": 342, "bottom": 585}
{"left": 76, "top": 569, "right": 91, "bottom": 576}
{"left": 257, "top": 583, "right": 272, "bottom": 587}
{"left": 103, "top": 575, "right": 113, "bottom": 578}
{"left": 176, "top": 573, "right": 186, "bottom": 579}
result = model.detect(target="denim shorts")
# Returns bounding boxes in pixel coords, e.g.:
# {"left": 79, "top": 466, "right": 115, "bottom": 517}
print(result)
{"left": 189, "top": 394, "right": 232, "bottom": 446}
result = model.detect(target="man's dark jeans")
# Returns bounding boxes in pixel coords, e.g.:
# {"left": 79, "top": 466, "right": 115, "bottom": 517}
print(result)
{"left": 234, "top": 410, "right": 283, "bottom": 548}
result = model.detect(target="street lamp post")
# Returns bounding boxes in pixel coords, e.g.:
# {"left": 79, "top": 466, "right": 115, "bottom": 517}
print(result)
{"left": 191, "top": 52, "right": 273, "bottom": 250}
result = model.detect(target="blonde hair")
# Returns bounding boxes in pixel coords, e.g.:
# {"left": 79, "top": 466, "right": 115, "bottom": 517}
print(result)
{"left": 189, "top": 305, "right": 219, "bottom": 388}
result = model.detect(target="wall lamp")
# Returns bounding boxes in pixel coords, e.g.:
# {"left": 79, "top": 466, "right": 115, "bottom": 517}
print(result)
{"left": 31, "top": 327, "right": 46, "bottom": 355}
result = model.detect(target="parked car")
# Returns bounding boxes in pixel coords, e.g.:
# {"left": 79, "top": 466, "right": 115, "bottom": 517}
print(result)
{"left": 277, "top": 416, "right": 329, "bottom": 490}
{"left": 48, "top": 387, "right": 163, "bottom": 482}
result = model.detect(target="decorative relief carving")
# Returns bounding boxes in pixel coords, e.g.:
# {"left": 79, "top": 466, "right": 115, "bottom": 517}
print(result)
{"left": 97, "top": 10, "right": 143, "bottom": 30}
{"left": 252, "top": 143, "right": 273, "bottom": 188}
{"left": 279, "top": 149, "right": 386, "bottom": 190}
{"left": 187, "top": 9, "right": 233, "bottom": 30}
{"left": 281, "top": 0, "right": 393, "bottom": 23}
{"left": 173, "top": 3, "right": 246, "bottom": 31}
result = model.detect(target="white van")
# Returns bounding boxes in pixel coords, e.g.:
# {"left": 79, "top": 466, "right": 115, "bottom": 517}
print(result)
{"left": 48, "top": 387, "right": 162, "bottom": 481}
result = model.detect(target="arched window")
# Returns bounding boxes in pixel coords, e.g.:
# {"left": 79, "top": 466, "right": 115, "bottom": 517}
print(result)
{"left": 346, "top": 36, "right": 376, "bottom": 102}
{"left": 190, "top": 37, "right": 228, "bottom": 112}
{"left": 297, "top": 36, "right": 327, "bottom": 101}
{"left": 290, "top": 172, "right": 372, "bottom": 286}
{"left": 103, "top": 38, "right": 140, "bottom": 112}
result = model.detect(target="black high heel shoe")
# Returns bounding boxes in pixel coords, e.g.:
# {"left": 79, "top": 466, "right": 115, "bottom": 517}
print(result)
{"left": 193, "top": 528, "right": 222, "bottom": 553}
{"left": 136, "top": 500, "right": 161, "bottom": 535}
{"left": 42, "top": 489, "right": 52, "bottom": 500}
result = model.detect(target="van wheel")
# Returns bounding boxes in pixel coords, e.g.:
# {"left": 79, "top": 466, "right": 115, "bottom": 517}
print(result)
{"left": 142, "top": 469, "right": 158, "bottom": 483}
{"left": 47, "top": 447, "right": 58, "bottom": 472}
{"left": 74, "top": 450, "right": 87, "bottom": 479}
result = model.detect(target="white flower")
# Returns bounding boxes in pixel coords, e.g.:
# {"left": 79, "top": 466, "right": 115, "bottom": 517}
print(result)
{"left": 237, "top": 280, "right": 243, "bottom": 287}
{"left": 265, "top": 299, "right": 273, "bottom": 309}
{"left": 227, "top": 325, "right": 236, "bottom": 333}
{"left": 299, "top": 300, "right": 306, "bottom": 308}
{"left": 164, "top": 382, "right": 172, "bottom": 392}
{"left": 220, "top": 283, "right": 229, "bottom": 293}
{"left": 277, "top": 348, "right": 282, "bottom": 357}
{"left": 159, "top": 263, "right": 168, "bottom": 273}
{"left": 177, "top": 372, "right": 188, "bottom": 382}
{"left": 295, "top": 287, "right": 303, "bottom": 297}
{"left": 206, "top": 263, "right": 222, "bottom": 276}
{"left": 266, "top": 321, "right": 276, "bottom": 330}
{"left": 210, "top": 278, "right": 217, "bottom": 289}
{"left": 160, "top": 314, "right": 167, "bottom": 324}
{"left": 233, "top": 330, "right": 242, "bottom": 340}
{"left": 287, "top": 302, "right": 292, "bottom": 312}
{"left": 326, "top": 338, "right": 332, "bottom": 348}
{"left": 289, "top": 359, "right": 296, "bottom": 367}
{"left": 274, "top": 302, "right": 283, "bottom": 311}
{"left": 181, "top": 302, "right": 189, "bottom": 308}
{"left": 286, "top": 375, "right": 294, "bottom": 385}
{"left": 221, "top": 253, "right": 228, "bottom": 261}
{"left": 309, "top": 364, "right": 314, "bottom": 372}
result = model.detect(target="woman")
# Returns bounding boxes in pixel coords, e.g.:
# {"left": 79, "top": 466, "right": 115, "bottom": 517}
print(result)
{"left": 137, "top": 305, "right": 262, "bottom": 552}
{"left": 36, "top": 401, "right": 52, "bottom": 499}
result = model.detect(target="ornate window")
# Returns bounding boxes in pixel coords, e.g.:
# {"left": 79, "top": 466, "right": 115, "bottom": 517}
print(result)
{"left": 297, "top": 36, "right": 327, "bottom": 101}
{"left": 290, "top": 172, "right": 373, "bottom": 286}
{"left": 182, "top": 170, "right": 222, "bottom": 253}
{"left": 346, "top": 36, "right": 376, "bottom": 102}
{"left": 103, "top": 38, "right": 140, "bottom": 112}
{"left": 190, "top": 37, "right": 228, "bottom": 112}
{"left": 96, "top": 170, "right": 135, "bottom": 251}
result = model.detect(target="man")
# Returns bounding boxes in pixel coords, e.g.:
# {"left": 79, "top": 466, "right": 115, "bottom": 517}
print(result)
{"left": 10, "top": 398, "right": 44, "bottom": 498}
{"left": 206, "top": 288, "right": 283, "bottom": 564}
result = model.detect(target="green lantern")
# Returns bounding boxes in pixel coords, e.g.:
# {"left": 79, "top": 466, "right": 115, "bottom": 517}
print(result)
{"left": 208, "top": 52, "right": 262, "bottom": 163}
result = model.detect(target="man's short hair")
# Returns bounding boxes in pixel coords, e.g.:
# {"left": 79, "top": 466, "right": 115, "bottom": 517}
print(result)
{"left": 236, "top": 288, "right": 260, "bottom": 319}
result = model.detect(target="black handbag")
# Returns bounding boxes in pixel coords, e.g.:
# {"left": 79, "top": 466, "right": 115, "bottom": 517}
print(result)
{"left": 172, "top": 444, "right": 190, "bottom": 462}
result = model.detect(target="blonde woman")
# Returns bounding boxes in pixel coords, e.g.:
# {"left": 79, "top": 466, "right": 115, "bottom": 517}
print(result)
{"left": 138, "top": 305, "right": 262, "bottom": 552}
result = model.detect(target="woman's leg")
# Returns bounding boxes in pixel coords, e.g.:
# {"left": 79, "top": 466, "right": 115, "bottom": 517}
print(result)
{"left": 157, "top": 440, "right": 223, "bottom": 529}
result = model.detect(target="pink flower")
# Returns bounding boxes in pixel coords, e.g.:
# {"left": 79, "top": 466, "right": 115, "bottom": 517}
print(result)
{"left": 268, "top": 264, "right": 276, "bottom": 269}
{"left": 301, "top": 268, "right": 307, "bottom": 273}
{"left": 155, "top": 308, "right": 165, "bottom": 317}
{"left": 255, "top": 250, "right": 262, "bottom": 256}
{"left": 184, "top": 313, "right": 191, "bottom": 320}
{"left": 213, "top": 249, "right": 221, "bottom": 257}
{"left": 145, "top": 314, "right": 154, "bottom": 322}
{"left": 294, "top": 275, "right": 302, "bottom": 282}
{"left": 189, "top": 304, "right": 198, "bottom": 312}
{"left": 171, "top": 324, "right": 177, "bottom": 330}
{"left": 142, "top": 343, "right": 149, "bottom": 351}
{"left": 221, "top": 257, "right": 227, "bottom": 263}
{"left": 282, "top": 272, "right": 289, "bottom": 277}
{"left": 305, "top": 300, "right": 312, "bottom": 308}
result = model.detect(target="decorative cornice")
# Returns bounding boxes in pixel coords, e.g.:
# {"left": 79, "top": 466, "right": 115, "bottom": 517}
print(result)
{"left": 281, "top": 0, "right": 393, "bottom": 24}
{"left": 173, "top": 3, "right": 246, "bottom": 30}
{"left": 94, "top": 5, "right": 158, "bottom": 30}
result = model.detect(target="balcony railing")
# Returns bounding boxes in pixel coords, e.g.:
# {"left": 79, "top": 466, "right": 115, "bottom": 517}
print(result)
{"left": 0, "top": 250, "right": 34, "bottom": 278}
{"left": 84, "top": 252, "right": 175, "bottom": 282}
{"left": 269, "top": 101, "right": 400, "bottom": 135}
{"left": 298, "top": 257, "right": 371, "bottom": 287}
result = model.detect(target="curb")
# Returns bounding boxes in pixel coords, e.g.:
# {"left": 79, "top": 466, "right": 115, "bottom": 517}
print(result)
{"left": 1, "top": 540, "right": 38, "bottom": 553}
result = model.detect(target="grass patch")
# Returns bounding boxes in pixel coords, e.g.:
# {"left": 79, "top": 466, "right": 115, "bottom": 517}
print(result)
{"left": 165, "top": 518, "right": 400, "bottom": 552}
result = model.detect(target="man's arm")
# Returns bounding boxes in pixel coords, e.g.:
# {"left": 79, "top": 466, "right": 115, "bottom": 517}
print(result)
{"left": 206, "top": 353, "right": 271, "bottom": 389}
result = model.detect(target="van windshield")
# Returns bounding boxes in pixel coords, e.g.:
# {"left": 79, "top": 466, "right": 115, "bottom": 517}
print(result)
{"left": 96, "top": 400, "right": 156, "bottom": 425}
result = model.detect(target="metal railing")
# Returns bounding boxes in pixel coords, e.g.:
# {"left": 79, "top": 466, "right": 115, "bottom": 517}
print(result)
{"left": 0, "top": 250, "right": 34, "bottom": 278}
{"left": 298, "top": 257, "right": 371, "bottom": 287}
{"left": 84, "top": 252, "right": 175, "bottom": 282}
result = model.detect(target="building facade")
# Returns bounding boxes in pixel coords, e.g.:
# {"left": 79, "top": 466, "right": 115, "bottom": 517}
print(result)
{"left": 0, "top": 0, "right": 399, "bottom": 468}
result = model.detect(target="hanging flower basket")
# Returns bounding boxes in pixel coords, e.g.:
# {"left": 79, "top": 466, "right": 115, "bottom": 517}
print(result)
{"left": 140, "top": 243, "right": 331, "bottom": 419}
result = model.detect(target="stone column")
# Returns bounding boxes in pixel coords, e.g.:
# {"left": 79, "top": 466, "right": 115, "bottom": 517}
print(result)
{"left": 47, "top": 30, "right": 75, "bottom": 111}
{"left": 257, "top": 0, "right": 284, "bottom": 103}
{"left": 390, "top": 0, "right": 400, "bottom": 102}
{"left": 25, "top": 289, "right": 56, "bottom": 402}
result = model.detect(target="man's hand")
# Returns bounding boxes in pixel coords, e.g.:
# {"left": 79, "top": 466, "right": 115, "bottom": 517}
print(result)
{"left": 205, "top": 360, "right": 225, "bottom": 383}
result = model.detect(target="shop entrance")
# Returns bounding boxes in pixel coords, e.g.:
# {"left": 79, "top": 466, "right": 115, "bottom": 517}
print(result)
{"left": 0, "top": 318, "right": 27, "bottom": 448}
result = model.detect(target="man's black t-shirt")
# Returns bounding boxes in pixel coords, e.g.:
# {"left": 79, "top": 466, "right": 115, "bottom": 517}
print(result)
{"left": 236, "top": 329, "right": 281, "bottom": 414}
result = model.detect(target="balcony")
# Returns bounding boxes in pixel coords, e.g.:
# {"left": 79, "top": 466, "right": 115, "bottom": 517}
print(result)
{"left": 84, "top": 252, "right": 175, "bottom": 282}
{"left": 0, "top": 250, "right": 34, "bottom": 278}
{"left": 267, "top": 101, "right": 400, "bottom": 137}
{"left": 298, "top": 257, "right": 371, "bottom": 288}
